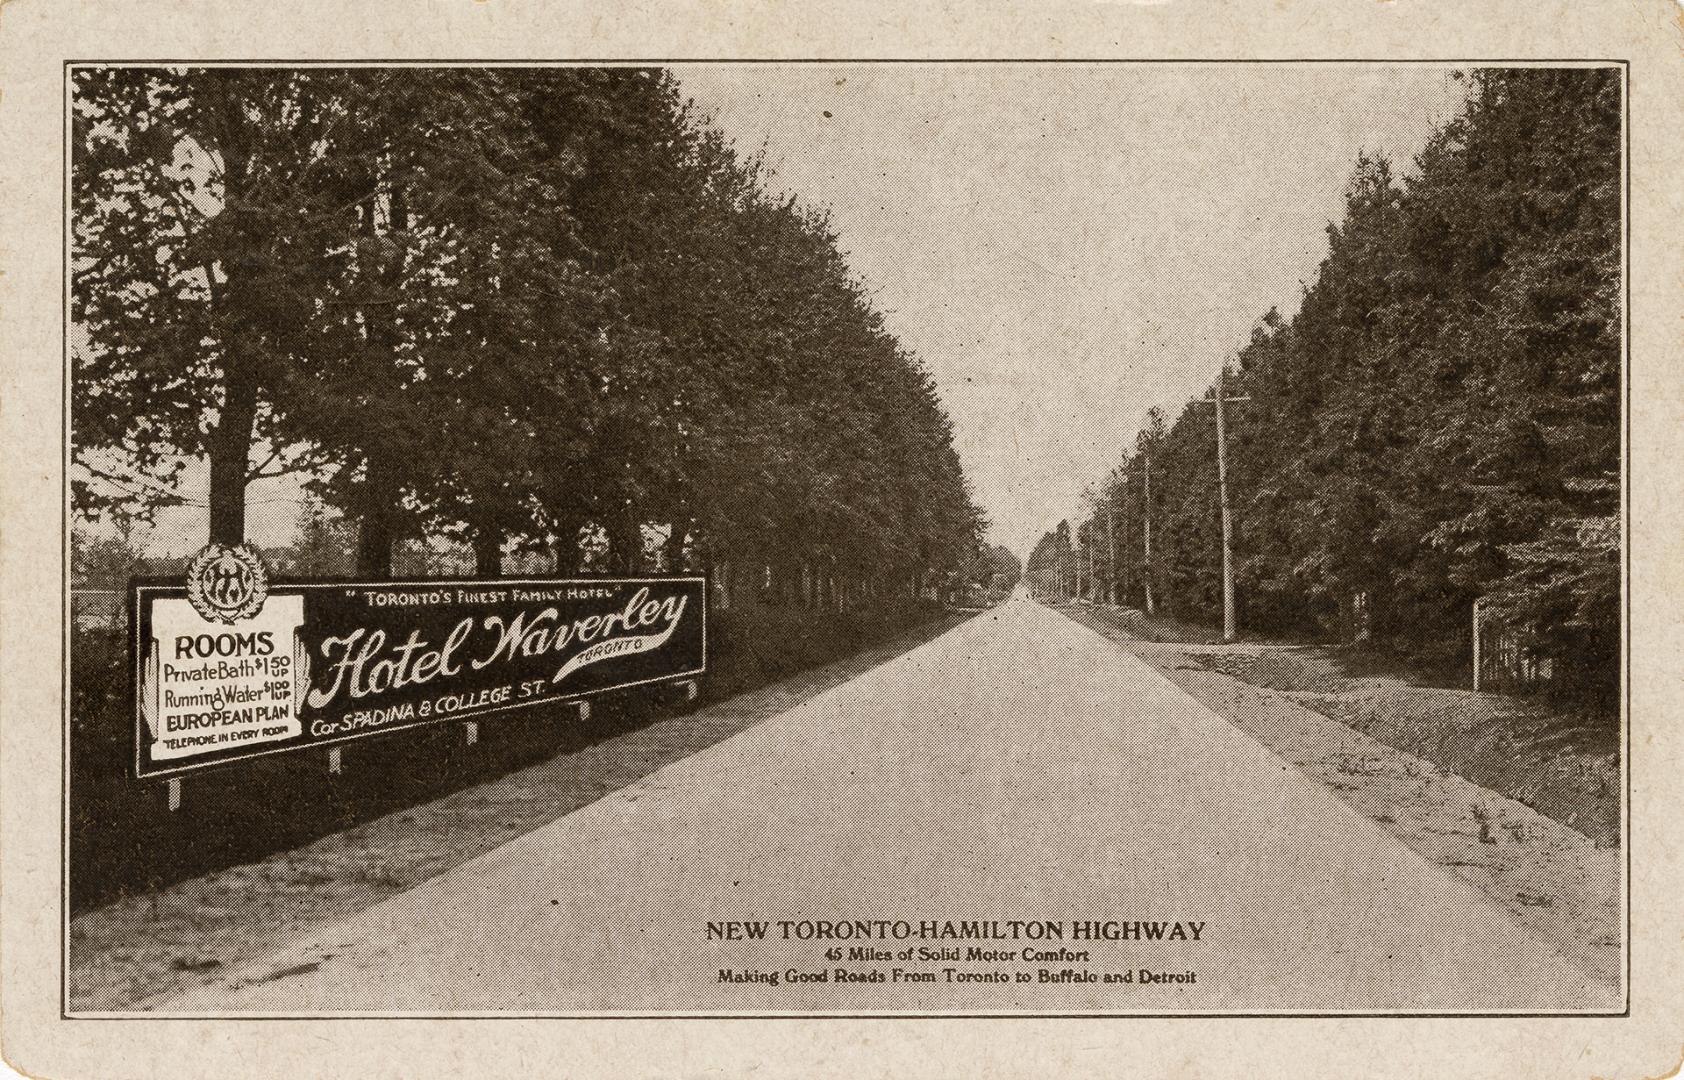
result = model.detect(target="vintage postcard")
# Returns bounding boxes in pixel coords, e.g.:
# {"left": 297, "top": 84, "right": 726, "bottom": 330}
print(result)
{"left": 3, "top": 2, "right": 1681, "bottom": 1078}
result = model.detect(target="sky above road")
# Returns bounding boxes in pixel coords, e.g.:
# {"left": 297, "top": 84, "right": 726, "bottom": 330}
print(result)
{"left": 673, "top": 64, "right": 1469, "bottom": 561}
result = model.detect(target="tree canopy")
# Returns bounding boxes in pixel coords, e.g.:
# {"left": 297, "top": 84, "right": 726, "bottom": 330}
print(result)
{"left": 1054, "top": 69, "right": 1620, "bottom": 703}
{"left": 72, "top": 67, "right": 985, "bottom": 598}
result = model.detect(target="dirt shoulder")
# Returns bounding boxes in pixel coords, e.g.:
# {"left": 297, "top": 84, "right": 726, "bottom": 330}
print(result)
{"left": 1063, "top": 606, "right": 1621, "bottom": 992}
{"left": 70, "top": 613, "right": 971, "bottom": 1013}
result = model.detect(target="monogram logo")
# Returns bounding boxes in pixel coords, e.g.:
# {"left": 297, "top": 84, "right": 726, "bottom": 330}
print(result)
{"left": 185, "top": 543, "right": 269, "bottom": 624}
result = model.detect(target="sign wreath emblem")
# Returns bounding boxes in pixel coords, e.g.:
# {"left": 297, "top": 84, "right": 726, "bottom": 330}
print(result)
{"left": 185, "top": 542, "right": 269, "bottom": 624}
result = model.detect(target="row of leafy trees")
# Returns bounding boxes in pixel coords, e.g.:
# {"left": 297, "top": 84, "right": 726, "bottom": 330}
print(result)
{"left": 1034, "top": 68, "right": 1620, "bottom": 703}
{"left": 72, "top": 67, "right": 984, "bottom": 599}
{"left": 1025, "top": 522, "right": 1083, "bottom": 603}
{"left": 964, "top": 544, "right": 1022, "bottom": 601}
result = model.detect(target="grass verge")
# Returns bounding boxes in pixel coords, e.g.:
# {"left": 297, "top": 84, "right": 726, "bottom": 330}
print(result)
{"left": 1063, "top": 603, "right": 1620, "bottom": 991}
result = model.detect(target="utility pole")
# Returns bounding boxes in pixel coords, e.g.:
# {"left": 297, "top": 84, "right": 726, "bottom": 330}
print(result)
{"left": 1106, "top": 504, "right": 1117, "bottom": 606}
{"left": 1142, "top": 453, "right": 1155, "bottom": 616}
{"left": 1119, "top": 495, "right": 1128, "bottom": 605}
{"left": 1192, "top": 367, "right": 1251, "bottom": 643}
{"left": 1086, "top": 520, "right": 1095, "bottom": 602}
{"left": 1074, "top": 527, "right": 1081, "bottom": 601}
{"left": 1074, "top": 530, "right": 1083, "bottom": 601}
{"left": 1215, "top": 373, "right": 1236, "bottom": 642}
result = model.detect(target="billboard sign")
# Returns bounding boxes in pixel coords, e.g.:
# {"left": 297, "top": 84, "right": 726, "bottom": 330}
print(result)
{"left": 132, "top": 568, "right": 707, "bottom": 779}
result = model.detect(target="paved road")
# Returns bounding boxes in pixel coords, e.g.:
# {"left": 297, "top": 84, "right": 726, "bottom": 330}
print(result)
{"left": 161, "top": 596, "right": 1612, "bottom": 1014}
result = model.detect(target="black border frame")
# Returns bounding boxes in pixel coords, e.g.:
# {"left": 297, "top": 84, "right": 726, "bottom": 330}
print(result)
{"left": 59, "top": 57, "right": 1633, "bottom": 1021}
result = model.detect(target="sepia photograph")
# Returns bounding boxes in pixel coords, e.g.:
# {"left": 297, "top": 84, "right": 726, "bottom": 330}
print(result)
{"left": 61, "top": 60, "right": 1624, "bottom": 1018}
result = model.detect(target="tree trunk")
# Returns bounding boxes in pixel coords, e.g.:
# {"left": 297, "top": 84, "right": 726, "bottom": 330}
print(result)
{"left": 354, "top": 458, "right": 398, "bottom": 577}
{"left": 205, "top": 88, "right": 256, "bottom": 549}
{"left": 473, "top": 524, "right": 503, "bottom": 576}
{"left": 355, "top": 505, "right": 394, "bottom": 577}
{"left": 548, "top": 513, "right": 586, "bottom": 574}
{"left": 606, "top": 517, "right": 640, "bottom": 574}
{"left": 207, "top": 357, "right": 256, "bottom": 547}
{"left": 351, "top": 160, "right": 409, "bottom": 578}
{"left": 664, "top": 520, "right": 688, "bottom": 572}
